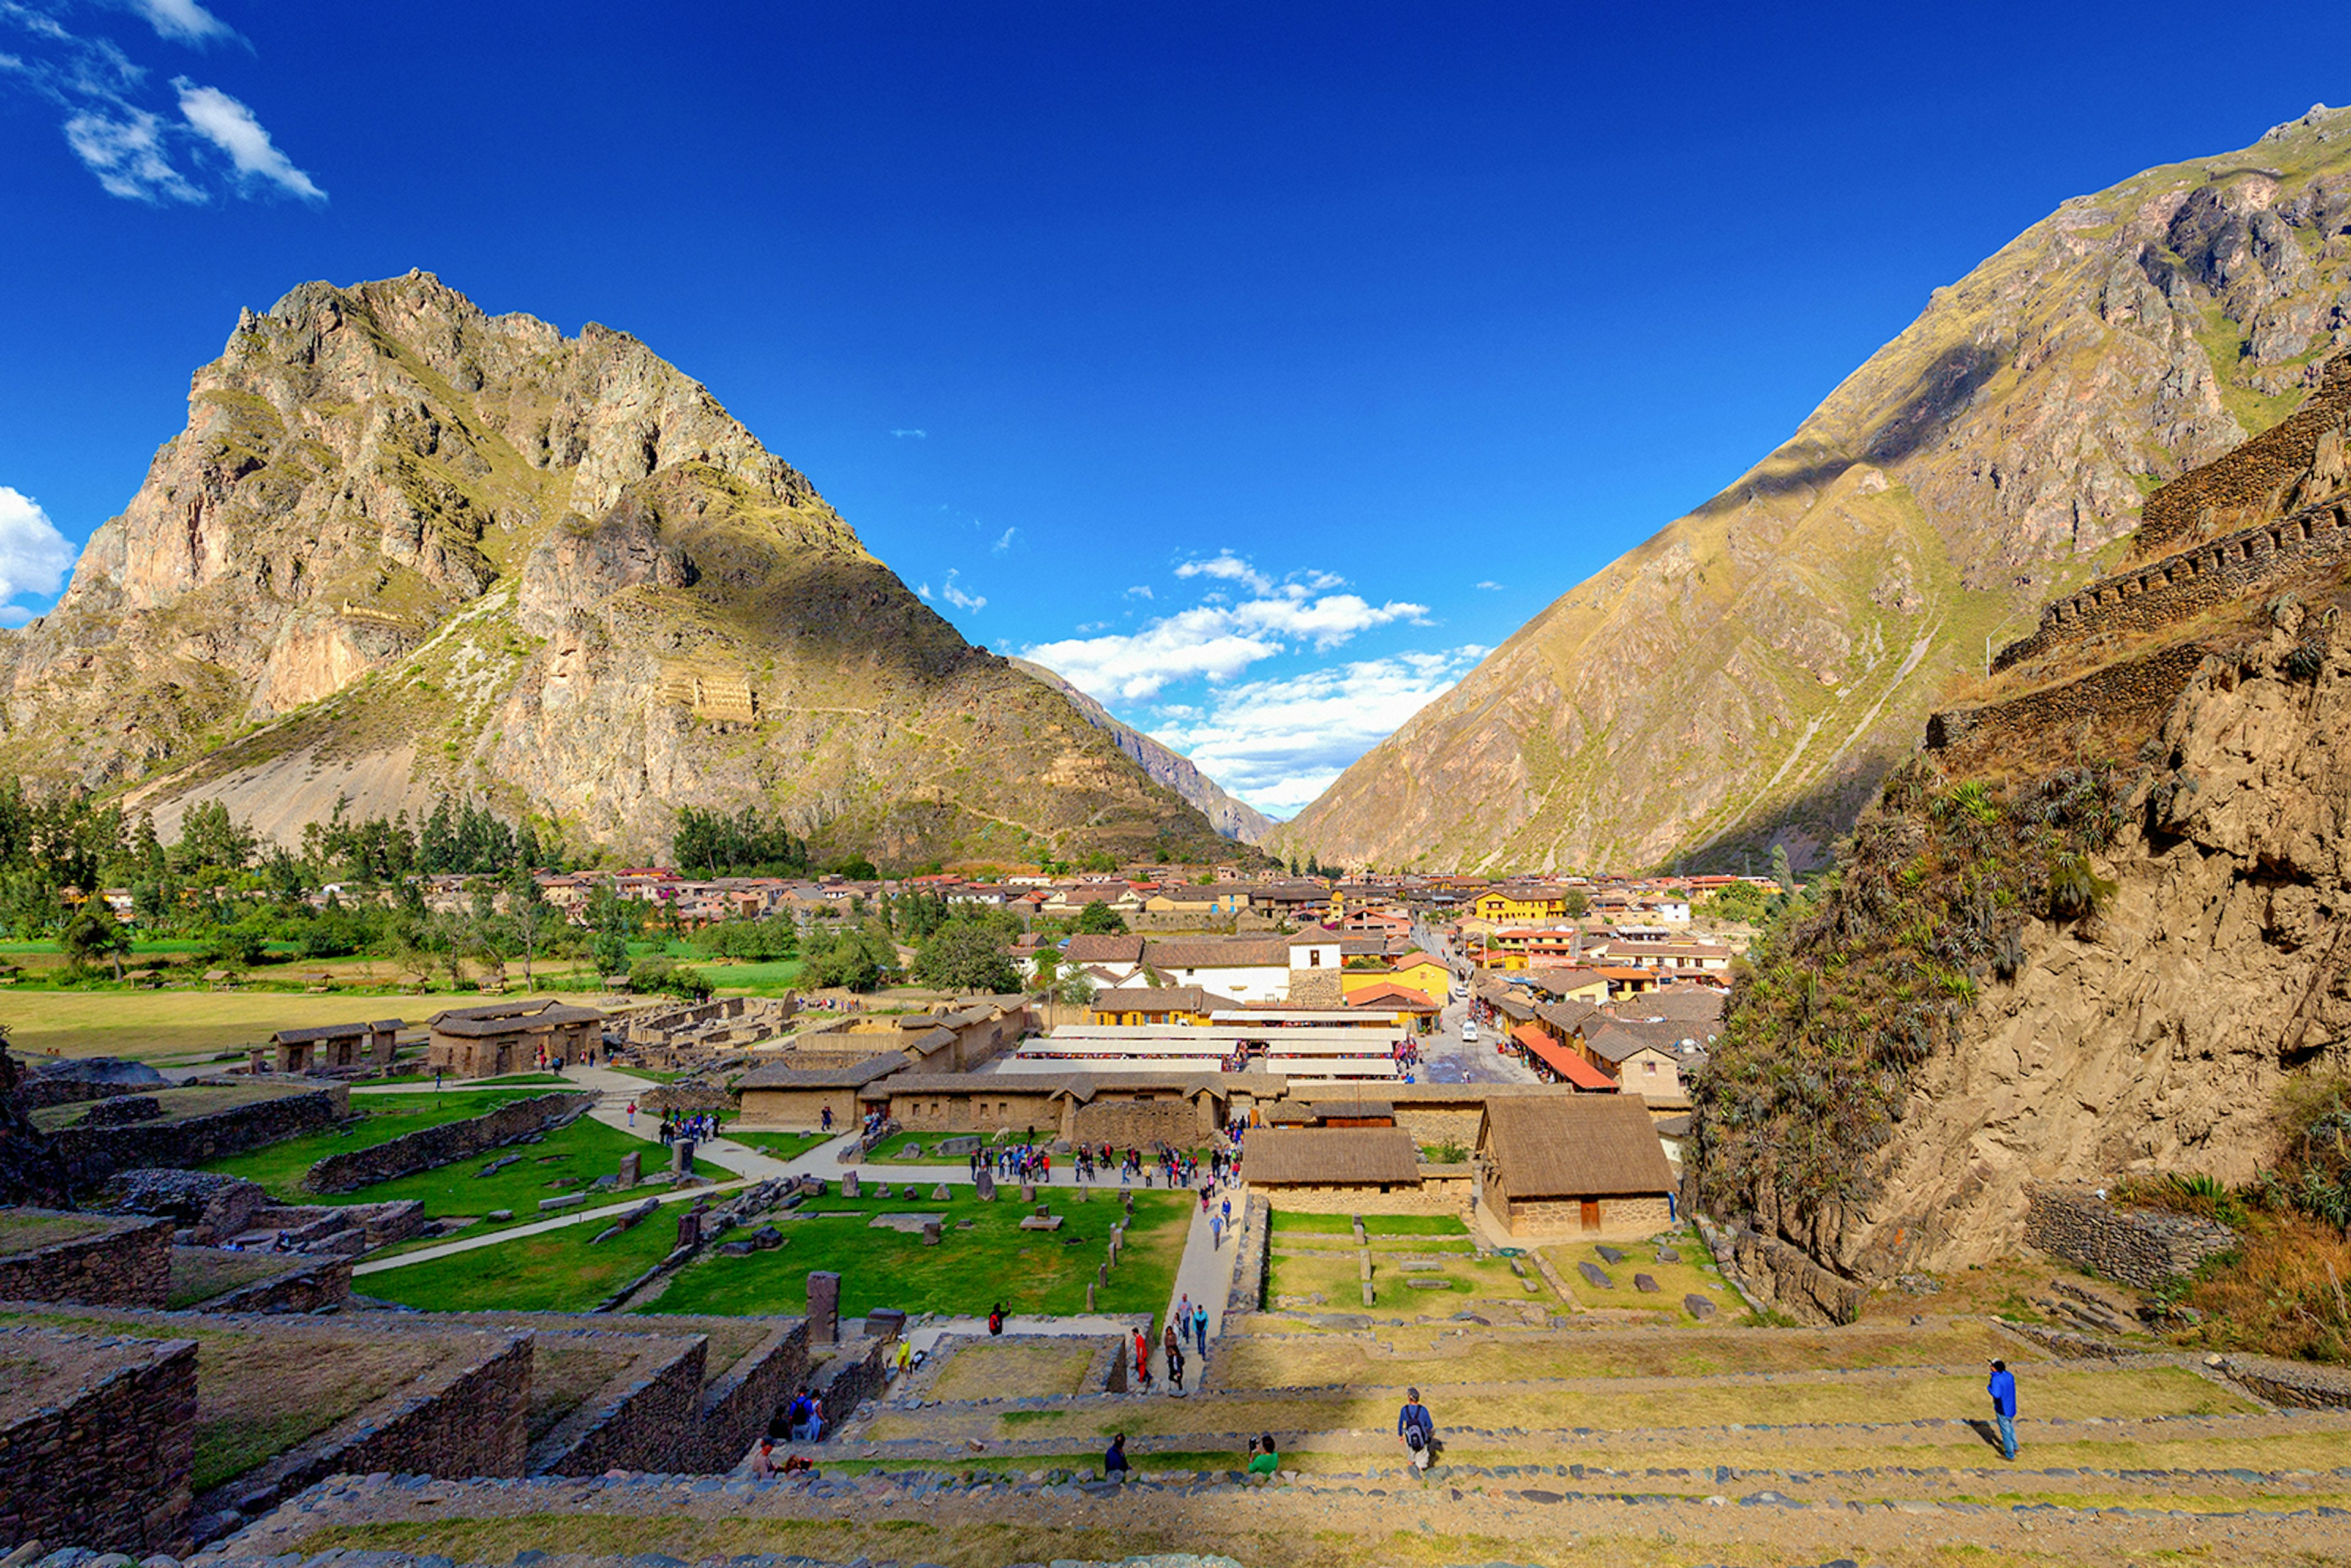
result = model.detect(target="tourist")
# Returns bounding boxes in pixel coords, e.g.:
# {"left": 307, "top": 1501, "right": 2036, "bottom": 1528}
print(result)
{"left": 1192, "top": 1299, "right": 1209, "bottom": 1356}
{"left": 1247, "top": 1433, "right": 1279, "bottom": 1476}
{"left": 1103, "top": 1431, "right": 1129, "bottom": 1481}
{"left": 821, "top": 1105, "right": 833, "bottom": 1132}
{"left": 626, "top": 1100, "right": 637, "bottom": 1128}
{"left": 752, "top": 1438, "right": 776, "bottom": 1478}
{"left": 1210, "top": 1213, "right": 1223, "bottom": 1248}
{"left": 1132, "top": 1328, "right": 1150, "bottom": 1389}
{"left": 1166, "top": 1339, "right": 1185, "bottom": 1393}
{"left": 1163, "top": 1320, "right": 1181, "bottom": 1367}
{"left": 1989, "top": 1359, "right": 2019, "bottom": 1460}
{"left": 988, "top": 1303, "right": 1005, "bottom": 1336}
{"left": 1220, "top": 1195, "right": 1231, "bottom": 1229}
{"left": 1176, "top": 1292, "right": 1191, "bottom": 1337}
{"left": 1398, "top": 1387, "right": 1435, "bottom": 1474}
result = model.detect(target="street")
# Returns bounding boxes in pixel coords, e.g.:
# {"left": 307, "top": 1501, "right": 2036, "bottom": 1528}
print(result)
{"left": 1411, "top": 918, "right": 1540, "bottom": 1086}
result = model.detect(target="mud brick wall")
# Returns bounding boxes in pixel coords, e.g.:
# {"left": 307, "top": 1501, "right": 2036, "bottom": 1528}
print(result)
{"left": 2023, "top": 1185, "right": 2235, "bottom": 1290}
{"left": 1068, "top": 1098, "right": 1212, "bottom": 1149}
{"left": 50, "top": 1086, "right": 349, "bottom": 1191}
{"left": 210, "top": 1329, "right": 531, "bottom": 1522}
{"left": 2131, "top": 354, "right": 2351, "bottom": 564}
{"left": 1992, "top": 501, "right": 2351, "bottom": 673}
{"left": 0, "top": 1211, "right": 170, "bottom": 1307}
{"left": 697, "top": 1320, "right": 809, "bottom": 1471}
{"left": 302, "top": 1091, "right": 595, "bottom": 1194}
{"left": 0, "top": 1326, "right": 197, "bottom": 1555}
{"left": 536, "top": 1334, "right": 708, "bottom": 1476}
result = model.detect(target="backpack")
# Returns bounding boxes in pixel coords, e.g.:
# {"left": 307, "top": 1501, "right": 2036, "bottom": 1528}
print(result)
{"left": 1404, "top": 1427, "right": 1425, "bottom": 1450}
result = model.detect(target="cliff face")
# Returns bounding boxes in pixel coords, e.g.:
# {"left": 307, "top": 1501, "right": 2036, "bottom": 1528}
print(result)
{"left": 1693, "top": 345, "right": 2351, "bottom": 1321}
{"left": 1009, "top": 659, "right": 1277, "bottom": 843}
{"left": 0, "top": 272, "right": 1233, "bottom": 865}
{"left": 1273, "top": 104, "right": 2351, "bottom": 874}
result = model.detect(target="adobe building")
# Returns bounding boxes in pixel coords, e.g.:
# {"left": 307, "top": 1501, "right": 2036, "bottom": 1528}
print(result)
{"left": 258, "top": 1019, "right": 402, "bottom": 1075}
{"left": 1244, "top": 1125, "right": 1460, "bottom": 1214}
{"left": 733, "top": 1052, "right": 909, "bottom": 1130}
{"left": 426, "top": 999, "right": 604, "bottom": 1078}
{"left": 1474, "top": 1094, "right": 1676, "bottom": 1239}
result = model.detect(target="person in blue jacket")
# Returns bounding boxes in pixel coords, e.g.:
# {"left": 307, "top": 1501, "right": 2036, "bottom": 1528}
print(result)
{"left": 1987, "top": 1359, "right": 2018, "bottom": 1460}
{"left": 1398, "top": 1387, "right": 1436, "bottom": 1474}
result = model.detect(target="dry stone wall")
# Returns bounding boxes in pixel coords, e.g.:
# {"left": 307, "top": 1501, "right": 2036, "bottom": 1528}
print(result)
{"left": 531, "top": 1332, "right": 707, "bottom": 1476}
{"left": 0, "top": 1326, "right": 197, "bottom": 1555}
{"left": 1068, "top": 1098, "right": 1209, "bottom": 1149}
{"left": 1927, "top": 640, "right": 2218, "bottom": 767}
{"left": 0, "top": 1212, "right": 170, "bottom": 1307}
{"left": 302, "top": 1091, "right": 595, "bottom": 1193}
{"left": 2022, "top": 1185, "right": 2235, "bottom": 1290}
{"left": 2131, "top": 353, "right": 2351, "bottom": 565}
{"left": 51, "top": 1086, "right": 348, "bottom": 1191}
{"left": 1993, "top": 500, "right": 2351, "bottom": 673}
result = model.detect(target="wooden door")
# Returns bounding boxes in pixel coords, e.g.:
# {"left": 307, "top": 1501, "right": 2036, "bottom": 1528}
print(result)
{"left": 1580, "top": 1199, "right": 1602, "bottom": 1232}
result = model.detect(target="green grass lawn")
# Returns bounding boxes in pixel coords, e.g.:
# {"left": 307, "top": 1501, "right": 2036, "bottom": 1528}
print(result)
{"left": 727, "top": 1130, "right": 836, "bottom": 1161}
{"left": 203, "top": 1108, "right": 733, "bottom": 1245}
{"left": 701, "top": 958, "right": 805, "bottom": 993}
{"left": 1542, "top": 1234, "right": 1731, "bottom": 1324}
{"left": 357, "top": 1212, "right": 685, "bottom": 1313}
{"left": 1267, "top": 1210, "right": 1471, "bottom": 1237}
{"left": 648, "top": 1189, "right": 1191, "bottom": 1327}
{"left": 199, "top": 1088, "right": 577, "bottom": 1195}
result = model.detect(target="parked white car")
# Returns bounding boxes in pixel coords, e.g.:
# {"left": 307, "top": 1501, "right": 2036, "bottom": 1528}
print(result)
{"left": 1460, "top": 1020, "right": 1479, "bottom": 1043}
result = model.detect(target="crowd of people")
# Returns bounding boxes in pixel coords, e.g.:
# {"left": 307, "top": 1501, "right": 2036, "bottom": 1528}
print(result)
{"left": 656, "top": 1109, "right": 722, "bottom": 1147}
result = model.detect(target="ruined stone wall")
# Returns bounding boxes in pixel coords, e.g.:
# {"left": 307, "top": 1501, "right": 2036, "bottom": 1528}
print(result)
{"left": 0, "top": 1326, "right": 196, "bottom": 1555}
{"left": 302, "top": 1091, "right": 595, "bottom": 1194}
{"left": 697, "top": 1319, "right": 809, "bottom": 1471}
{"left": 1227, "top": 1193, "right": 1270, "bottom": 1315}
{"left": 1389, "top": 1105, "right": 1483, "bottom": 1147}
{"left": 2022, "top": 1185, "right": 2237, "bottom": 1291}
{"left": 194, "top": 1255, "right": 353, "bottom": 1315}
{"left": 0, "top": 1212, "right": 170, "bottom": 1307}
{"left": 1928, "top": 640, "right": 2218, "bottom": 768}
{"left": 2131, "top": 354, "right": 2351, "bottom": 565}
{"left": 1068, "top": 1097, "right": 1211, "bottom": 1149}
{"left": 50, "top": 1086, "right": 349, "bottom": 1191}
{"left": 534, "top": 1334, "right": 708, "bottom": 1477}
{"left": 1993, "top": 500, "right": 2351, "bottom": 673}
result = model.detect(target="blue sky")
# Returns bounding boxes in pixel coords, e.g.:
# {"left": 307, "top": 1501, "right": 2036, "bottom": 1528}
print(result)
{"left": 1, "top": 3, "right": 2344, "bottom": 816}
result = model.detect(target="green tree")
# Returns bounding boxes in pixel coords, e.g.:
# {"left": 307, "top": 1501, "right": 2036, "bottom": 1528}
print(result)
{"left": 911, "top": 921, "right": 1020, "bottom": 994}
{"left": 1561, "top": 888, "right": 1590, "bottom": 918}
{"left": 1078, "top": 849, "right": 1117, "bottom": 874}
{"left": 1057, "top": 967, "right": 1097, "bottom": 1007}
{"left": 1074, "top": 900, "right": 1128, "bottom": 935}
{"left": 1769, "top": 842, "right": 1797, "bottom": 896}
{"left": 59, "top": 904, "right": 131, "bottom": 980}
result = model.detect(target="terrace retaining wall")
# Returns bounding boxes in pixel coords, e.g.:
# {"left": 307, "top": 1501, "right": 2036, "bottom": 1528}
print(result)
{"left": 697, "top": 1320, "right": 809, "bottom": 1470}
{"left": 195, "top": 1255, "right": 353, "bottom": 1315}
{"left": 531, "top": 1332, "right": 708, "bottom": 1476}
{"left": 2022, "top": 1184, "right": 2236, "bottom": 1291}
{"left": 51, "top": 1086, "right": 350, "bottom": 1191}
{"left": 0, "top": 1210, "right": 171, "bottom": 1307}
{"left": 0, "top": 1326, "right": 197, "bottom": 1555}
{"left": 301, "top": 1091, "right": 596, "bottom": 1194}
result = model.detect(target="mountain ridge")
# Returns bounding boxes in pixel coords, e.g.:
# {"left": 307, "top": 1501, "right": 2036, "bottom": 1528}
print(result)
{"left": 1008, "top": 659, "right": 1277, "bottom": 844}
{"left": 1272, "top": 103, "right": 2351, "bottom": 873}
{"left": 0, "top": 271, "right": 1237, "bottom": 868}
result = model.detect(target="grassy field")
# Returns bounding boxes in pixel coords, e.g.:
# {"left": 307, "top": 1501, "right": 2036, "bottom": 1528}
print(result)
{"left": 0, "top": 1212, "right": 113, "bottom": 1254}
{"left": 358, "top": 1213, "right": 684, "bottom": 1313}
{"left": 197, "top": 1087, "right": 578, "bottom": 1195}
{"left": 648, "top": 1190, "right": 1191, "bottom": 1326}
{"left": 30, "top": 1078, "right": 317, "bottom": 1130}
{"left": 1269, "top": 1245, "right": 1537, "bottom": 1310}
{"left": 167, "top": 1247, "right": 305, "bottom": 1309}
{"left": 929, "top": 1340, "right": 1098, "bottom": 1400}
{"left": 0, "top": 990, "right": 608, "bottom": 1061}
{"left": 726, "top": 1130, "right": 836, "bottom": 1161}
{"left": 1542, "top": 1236, "right": 1731, "bottom": 1322}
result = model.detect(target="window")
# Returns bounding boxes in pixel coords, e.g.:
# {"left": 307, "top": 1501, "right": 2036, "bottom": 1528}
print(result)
{"left": 1643, "top": 1060, "right": 1657, "bottom": 1076}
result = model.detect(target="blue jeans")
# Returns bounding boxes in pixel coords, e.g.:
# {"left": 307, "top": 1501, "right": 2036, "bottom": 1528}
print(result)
{"left": 1995, "top": 1412, "right": 2016, "bottom": 1458}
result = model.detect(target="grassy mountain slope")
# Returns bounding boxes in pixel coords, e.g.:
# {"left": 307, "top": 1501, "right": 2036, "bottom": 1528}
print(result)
{"left": 1273, "top": 104, "right": 2351, "bottom": 873}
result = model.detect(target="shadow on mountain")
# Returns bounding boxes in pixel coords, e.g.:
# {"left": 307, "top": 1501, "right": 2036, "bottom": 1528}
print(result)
{"left": 1690, "top": 342, "right": 2004, "bottom": 517}
{"left": 1673, "top": 756, "right": 1902, "bottom": 874}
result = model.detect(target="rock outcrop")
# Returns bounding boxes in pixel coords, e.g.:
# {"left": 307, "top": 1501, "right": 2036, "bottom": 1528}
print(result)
{"left": 1275, "top": 103, "right": 2351, "bottom": 872}
{"left": 1010, "top": 659, "right": 1275, "bottom": 842}
{"left": 0, "top": 272, "right": 1236, "bottom": 866}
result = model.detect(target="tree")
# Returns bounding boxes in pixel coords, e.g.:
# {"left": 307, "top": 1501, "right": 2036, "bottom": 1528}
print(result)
{"left": 1078, "top": 849, "right": 1117, "bottom": 874}
{"left": 1769, "top": 843, "right": 1797, "bottom": 896}
{"left": 1057, "top": 967, "right": 1097, "bottom": 1007}
{"left": 1561, "top": 888, "right": 1590, "bottom": 918}
{"left": 60, "top": 904, "right": 130, "bottom": 980}
{"left": 1074, "top": 900, "right": 1127, "bottom": 935}
{"left": 911, "top": 921, "right": 1021, "bottom": 994}
{"left": 1029, "top": 948, "right": 1061, "bottom": 994}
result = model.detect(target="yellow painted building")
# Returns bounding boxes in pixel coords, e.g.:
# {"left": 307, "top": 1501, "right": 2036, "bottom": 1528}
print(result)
{"left": 1472, "top": 887, "right": 1572, "bottom": 923}
{"left": 1341, "top": 952, "right": 1451, "bottom": 1000}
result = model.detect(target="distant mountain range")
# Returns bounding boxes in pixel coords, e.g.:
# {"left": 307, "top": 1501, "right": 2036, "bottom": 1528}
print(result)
{"left": 1273, "top": 103, "right": 2351, "bottom": 873}
{"left": 0, "top": 272, "right": 1237, "bottom": 868}
{"left": 1010, "top": 659, "right": 1275, "bottom": 843}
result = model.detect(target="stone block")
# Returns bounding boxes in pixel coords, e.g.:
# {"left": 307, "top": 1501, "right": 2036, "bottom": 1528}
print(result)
{"left": 976, "top": 1169, "right": 996, "bottom": 1200}
{"left": 672, "top": 1138, "right": 696, "bottom": 1174}
{"left": 1595, "top": 1244, "right": 1626, "bottom": 1264}
{"left": 808, "top": 1270, "right": 841, "bottom": 1345}
{"left": 1577, "top": 1261, "right": 1613, "bottom": 1289}
{"left": 841, "top": 1172, "right": 859, "bottom": 1198}
{"left": 1633, "top": 1273, "right": 1660, "bottom": 1293}
{"left": 932, "top": 1184, "right": 951, "bottom": 1201}
{"left": 1019, "top": 1215, "right": 1063, "bottom": 1231}
{"left": 750, "top": 1225, "right": 784, "bottom": 1250}
{"left": 538, "top": 1193, "right": 587, "bottom": 1212}
{"left": 1654, "top": 1245, "right": 1682, "bottom": 1263}
{"left": 1684, "top": 1292, "right": 1718, "bottom": 1321}
{"left": 923, "top": 1221, "right": 942, "bottom": 1246}
{"left": 618, "top": 1152, "right": 642, "bottom": 1188}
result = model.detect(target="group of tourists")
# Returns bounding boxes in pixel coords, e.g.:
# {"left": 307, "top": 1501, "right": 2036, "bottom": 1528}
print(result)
{"left": 973, "top": 1142, "right": 1054, "bottom": 1182}
{"left": 658, "top": 1109, "right": 720, "bottom": 1147}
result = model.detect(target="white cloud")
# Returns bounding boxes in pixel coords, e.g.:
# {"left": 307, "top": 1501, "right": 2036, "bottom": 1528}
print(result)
{"left": 991, "top": 526, "right": 1016, "bottom": 553}
{"left": 915, "top": 582, "right": 934, "bottom": 601}
{"left": 173, "top": 78, "right": 324, "bottom": 200}
{"left": 63, "top": 104, "right": 200, "bottom": 201}
{"left": 130, "top": 0, "right": 233, "bottom": 43}
{"left": 1474, "top": 580, "right": 1504, "bottom": 590}
{"left": 1146, "top": 647, "right": 1490, "bottom": 816}
{"left": 0, "top": 486, "right": 79, "bottom": 613}
{"left": 934, "top": 569, "right": 985, "bottom": 613}
{"left": 1123, "top": 585, "right": 1153, "bottom": 600}
{"left": 891, "top": 428, "right": 927, "bottom": 438}
{"left": 1175, "top": 550, "right": 1273, "bottom": 596}
{"left": 1021, "top": 589, "right": 1427, "bottom": 702}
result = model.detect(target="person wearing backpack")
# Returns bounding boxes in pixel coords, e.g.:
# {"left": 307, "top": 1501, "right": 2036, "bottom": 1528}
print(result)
{"left": 1398, "top": 1387, "right": 1435, "bottom": 1474}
